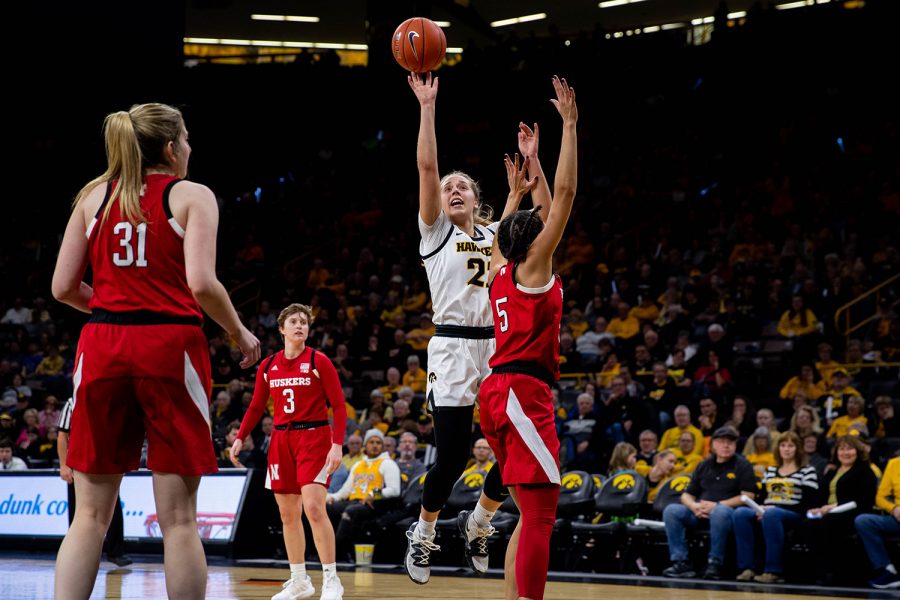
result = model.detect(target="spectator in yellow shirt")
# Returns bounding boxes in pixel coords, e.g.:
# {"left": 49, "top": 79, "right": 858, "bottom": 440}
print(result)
{"left": 341, "top": 434, "right": 364, "bottom": 470}
{"left": 630, "top": 295, "right": 661, "bottom": 327}
{"left": 306, "top": 257, "right": 330, "bottom": 290}
{"left": 777, "top": 295, "right": 818, "bottom": 338}
{"left": 634, "top": 429, "right": 659, "bottom": 477}
{"left": 744, "top": 427, "right": 777, "bottom": 479}
{"left": 380, "top": 291, "right": 405, "bottom": 328}
{"left": 35, "top": 346, "right": 65, "bottom": 376}
{"left": 565, "top": 308, "right": 590, "bottom": 338}
{"left": 815, "top": 342, "right": 840, "bottom": 388}
{"left": 402, "top": 355, "right": 427, "bottom": 393}
{"left": 854, "top": 456, "right": 900, "bottom": 588}
{"left": 608, "top": 303, "right": 640, "bottom": 341}
{"left": 379, "top": 368, "right": 403, "bottom": 402}
{"left": 827, "top": 396, "right": 868, "bottom": 439}
{"left": 646, "top": 450, "right": 678, "bottom": 503}
{"left": 659, "top": 405, "right": 704, "bottom": 456}
{"left": 462, "top": 438, "right": 495, "bottom": 475}
{"left": 672, "top": 431, "right": 704, "bottom": 475}
{"left": 779, "top": 364, "right": 824, "bottom": 402}
{"left": 402, "top": 280, "right": 429, "bottom": 313}
{"left": 597, "top": 351, "right": 622, "bottom": 388}
{"left": 406, "top": 313, "right": 435, "bottom": 352}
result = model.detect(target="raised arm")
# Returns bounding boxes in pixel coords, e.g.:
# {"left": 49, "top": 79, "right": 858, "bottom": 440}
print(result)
{"left": 518, "top": 76, "right": 578, "bottom": 286}
{"left": 518, "top": 122, "right": 552, "bottom": 223}
{"left": 408, "top": 72, "right": 442, "bottom": 226}
{"left": 487, "top": 154, "right": 538, "bottom": 284}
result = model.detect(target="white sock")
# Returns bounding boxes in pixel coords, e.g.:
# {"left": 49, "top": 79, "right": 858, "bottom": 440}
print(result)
{"left": 415, "top": 518, "right": 436, "bottom": 539}
{"left": 322, "top": 562, "right": 337, "bottom": 576}
{"left": 470, "top": 503, "right": 495, "bottom": 531}
{"left": 290, "top": 563, "right": 306, "bottom": 580}
{"left": 887, "top": 564, "right": 898, "bottom": 575}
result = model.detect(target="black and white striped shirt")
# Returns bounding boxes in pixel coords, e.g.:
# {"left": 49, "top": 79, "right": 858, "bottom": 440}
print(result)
{"left": 761, "top": 464, "right": 819, "bottom": 511}
{"left": 57, "top": 397, "right": 75, "bottom": 433}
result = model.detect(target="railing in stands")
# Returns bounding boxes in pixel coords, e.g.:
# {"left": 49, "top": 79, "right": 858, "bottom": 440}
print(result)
{"left": 834, "top": 272, "right": 900, "bottom": 342}
{"left": 228, "top": 278, "right": 261, "bottom": 316}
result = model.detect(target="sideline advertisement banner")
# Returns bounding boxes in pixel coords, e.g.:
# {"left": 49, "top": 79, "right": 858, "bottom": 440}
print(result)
{"left": 0, "top": 470, "right": 250, "bottom": 541}
{"left": 0, "top": 475, "right": 68, "bottom": 536}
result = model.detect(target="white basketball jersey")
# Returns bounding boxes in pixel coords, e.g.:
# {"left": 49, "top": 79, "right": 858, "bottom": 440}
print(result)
{"left": 418, "top": 211, "right": 496, "bottom": 327}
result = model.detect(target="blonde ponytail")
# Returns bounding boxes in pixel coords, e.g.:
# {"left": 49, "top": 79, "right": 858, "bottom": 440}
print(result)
{"left": 73, "top": 103, "right": 184, "bottom": 226}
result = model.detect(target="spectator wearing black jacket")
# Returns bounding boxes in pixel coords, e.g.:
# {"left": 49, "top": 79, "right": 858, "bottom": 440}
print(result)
{"left": 807, "top": 435, "right": 879, "bottom": 585}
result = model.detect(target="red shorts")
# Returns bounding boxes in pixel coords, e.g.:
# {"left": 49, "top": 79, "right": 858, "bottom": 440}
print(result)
{"left": 67, "top": 322, "right": 217, "bottom": 476}
{"left": 479, "top": 373, "right": 561, "bottom": 486}
{"left": 265, "top": 426, "right": 332, "bottom": 494}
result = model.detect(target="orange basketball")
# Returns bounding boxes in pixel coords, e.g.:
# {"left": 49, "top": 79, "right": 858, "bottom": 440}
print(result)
{"left": 392, "top": 17, "right": 446, "bottom": 73}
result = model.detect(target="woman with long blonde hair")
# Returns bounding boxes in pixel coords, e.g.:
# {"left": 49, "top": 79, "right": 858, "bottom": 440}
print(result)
{"left": 52, "top": 103, "right": 260, "bottom": 599}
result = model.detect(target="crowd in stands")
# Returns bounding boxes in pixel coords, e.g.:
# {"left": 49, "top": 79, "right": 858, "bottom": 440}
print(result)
{"left": 2, "top": 0, "right": 899, "bottom": 588}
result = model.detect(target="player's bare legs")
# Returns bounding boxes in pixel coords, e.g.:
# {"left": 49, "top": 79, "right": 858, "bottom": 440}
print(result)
{"left": 152, "top": 472, "right": 206, "bottom": 600}
{"left": 275, "top": 493, "right": 307, "bottom": 563}
{"left": 54, "top": 472, "right": 122, "bottom": 600}
{"left": 301, "top": 484, "right": 343, "bottom": 599}
{"left": 274, "top": 492, "right": 317, "bottom": 599}
{"left": 300, "top": 484, "right": 333, "bottom": 563}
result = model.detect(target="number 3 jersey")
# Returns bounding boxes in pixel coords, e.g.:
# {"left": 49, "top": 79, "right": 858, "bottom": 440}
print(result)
{"left": 238, "top": 347, "right": 347, "bottom": 445}
{"left": 87, "top": 174, "right": 202, "bottom": 320}
{"left": 419, "top": 211, "right": 496, "bottom": 327}
{"left": 488, "top": 261, "right": 563, "bottom": 378}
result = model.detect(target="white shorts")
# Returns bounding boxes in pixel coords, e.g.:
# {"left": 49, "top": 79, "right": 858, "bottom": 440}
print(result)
{"left": 426, "top": 336, "right": 495, "bottom": 409}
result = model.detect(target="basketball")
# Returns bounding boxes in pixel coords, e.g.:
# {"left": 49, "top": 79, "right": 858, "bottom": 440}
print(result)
{"left": 392, "top": 17, "right": 446, "bottom": 73}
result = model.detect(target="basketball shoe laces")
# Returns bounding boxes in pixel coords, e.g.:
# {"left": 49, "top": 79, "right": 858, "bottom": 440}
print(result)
{"left": 406, "top": 529, "right": 441, "bottom": 565}
{"left": 469, "top": 524, "right": 496, "bottom": 557}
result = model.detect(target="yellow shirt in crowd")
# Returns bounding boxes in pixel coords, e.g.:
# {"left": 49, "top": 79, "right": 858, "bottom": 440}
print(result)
{"left": 403, "top": 368, "right": 427, "bottom": 393}
{"left": 608, "top": 316, "right": 640, "bottom": 340}
{"left": 659, "top": 425, "right": 704, "bottom": 456}
{"left": 827, "top": 415, "right": 867, "bottom": 439}
{"left": 671, "top": 450, "right": 703, "bottom": 475}
{"left": 876, "top": 457, "right": 900, "bottom": 514}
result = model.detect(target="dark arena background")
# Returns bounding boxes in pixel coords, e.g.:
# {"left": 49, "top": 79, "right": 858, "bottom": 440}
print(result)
{"left": 3, "top": 0, "right": 900, "bottom": 598}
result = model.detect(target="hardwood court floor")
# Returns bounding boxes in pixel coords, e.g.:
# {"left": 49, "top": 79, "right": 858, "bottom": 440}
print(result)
{"left": 0, "top": 557, "right": 886, "bottom": 600}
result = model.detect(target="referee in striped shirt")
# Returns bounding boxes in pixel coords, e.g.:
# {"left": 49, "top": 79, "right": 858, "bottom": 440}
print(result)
{"left": 58, "top": 397, "right": 132, "bottom": 567}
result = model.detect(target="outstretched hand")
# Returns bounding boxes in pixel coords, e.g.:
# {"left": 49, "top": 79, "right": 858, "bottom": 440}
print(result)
{"left": 550, "top": 75, "right": 578, "bottom": 123}
{"left": 517, "top": 122, "right": 540, "bottom": 159}
{"left": 408, "top": 71, "right": 438, "bottom": 106}
{"left": 505, "top": 153, "right": 539, "bottom": 198}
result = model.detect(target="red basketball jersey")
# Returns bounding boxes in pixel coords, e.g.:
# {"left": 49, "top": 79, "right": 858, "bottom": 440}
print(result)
{"left": 488, "top": 262, "right": 563, "bottom": 378}
{"left": 87, "top": 174, "right": 202, "bottom": 320}
{"left": 239, "top": 347, "right": 347, "bottom": 445}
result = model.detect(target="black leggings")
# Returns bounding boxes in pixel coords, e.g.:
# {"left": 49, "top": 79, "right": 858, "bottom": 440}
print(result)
{"left": 421, "top": 405, "right": 507, "bottom": 513}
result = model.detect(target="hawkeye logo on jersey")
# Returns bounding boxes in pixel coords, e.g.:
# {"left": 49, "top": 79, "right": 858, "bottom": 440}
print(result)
{"left": 270, "top": 377, "right": 312, "bottom": 387}
{"left": 455, "top": 242, "right": 491, "bottom": 257}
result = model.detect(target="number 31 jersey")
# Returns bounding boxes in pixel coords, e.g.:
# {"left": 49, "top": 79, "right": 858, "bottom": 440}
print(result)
{"left": 87, "top": 174, "right": 202, "bottom": 320}
{"left": 488, "top": 261, "right": 563, "bottom": 378}
{"left": 419, "top": 211, "right": 496, "bottom": 327}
